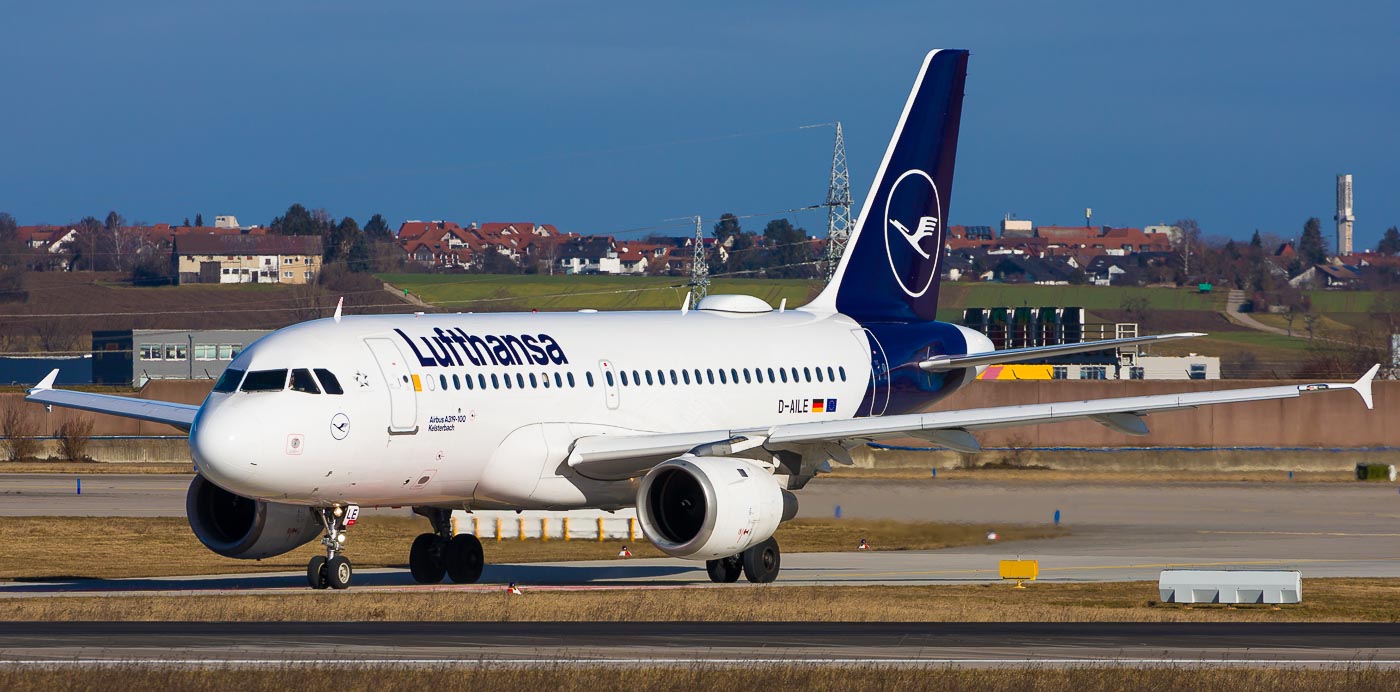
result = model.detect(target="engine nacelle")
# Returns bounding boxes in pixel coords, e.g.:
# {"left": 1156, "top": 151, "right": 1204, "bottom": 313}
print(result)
{"left": 185, "top": 475, "right": 322, "bottom": 559}
{"left": 636, "top": 456, "right": 797, "bottom": 561}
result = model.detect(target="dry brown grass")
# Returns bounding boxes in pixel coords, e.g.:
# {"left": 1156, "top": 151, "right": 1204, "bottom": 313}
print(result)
{"left": 8, "top": 579, "right": 1400, "bottom": 624}
{"left": 827, "top": 467, "right": 1357, "bottom": 483}
{"left": 0, "top": 461, "right": 194, "bottom": 474}
{"left": 0, "top": 516, "right": 1062, "bottom": 580}
{"left": 1, "top": 665, "right": 1396, "bottom": 692}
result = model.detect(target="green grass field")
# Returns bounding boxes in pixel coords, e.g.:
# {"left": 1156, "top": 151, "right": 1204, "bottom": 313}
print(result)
{"left": 381, "top": 274, "right": 1236, "bottom": 315}
{"left": 376, "top": 274, "right": 1390, "bottom": 375}
{"left": 379, "top": 273, "right": 821, "bottom": 312}
{"left": 941, "top": 283, "right": 1228, "bottom": 311}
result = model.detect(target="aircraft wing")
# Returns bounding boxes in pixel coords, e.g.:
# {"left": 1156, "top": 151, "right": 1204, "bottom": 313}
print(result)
{"left": 919, "top": 332, "right": 1204, "bottom": 371}
{"left": 24, "top": 369, "right": 200, "bottom": 432}
{"left": 567, "top": 365, "right": 1379, "bottom": 481}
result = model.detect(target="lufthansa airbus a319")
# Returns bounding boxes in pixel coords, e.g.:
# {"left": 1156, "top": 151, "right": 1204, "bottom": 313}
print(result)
{"left": 28, "top": 50, "right": 1378, "bottom": 589}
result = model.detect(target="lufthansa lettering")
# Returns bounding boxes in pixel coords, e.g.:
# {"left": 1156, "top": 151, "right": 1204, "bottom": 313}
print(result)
{"left": 395, "top": 328, "right": 569, "bottom": 369}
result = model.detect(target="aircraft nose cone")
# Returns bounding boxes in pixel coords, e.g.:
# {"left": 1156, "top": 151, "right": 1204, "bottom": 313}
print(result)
{"left": 190, "top": 408, "right": 260, "bottom": 495}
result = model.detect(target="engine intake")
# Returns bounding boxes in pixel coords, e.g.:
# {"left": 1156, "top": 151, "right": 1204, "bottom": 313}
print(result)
{"left": 636, "top": 456, "right": 796, "bottom": 561}
{"left": 185, "top": 475, "right": 321, "bottom": 559}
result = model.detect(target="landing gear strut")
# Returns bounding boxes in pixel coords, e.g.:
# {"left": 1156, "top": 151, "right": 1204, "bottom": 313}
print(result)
{"left": 705, "top": 555, "right": 742, "bottom": 583}
{"left": 708, "top": 537, "right": 782, "bottom": 584}
{"left": 409, "top": 507, "right": 484, "bottom": 584}
{"left": 307, "top": 504, "right": 358, "bottom": 590}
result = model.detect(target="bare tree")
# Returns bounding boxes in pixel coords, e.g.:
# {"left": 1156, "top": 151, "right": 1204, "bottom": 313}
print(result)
{"left": 1, "top": 401, "right": 40, "bottom": 461}
{"left": 57, "top": 417, "right": 94, "bottom": 461}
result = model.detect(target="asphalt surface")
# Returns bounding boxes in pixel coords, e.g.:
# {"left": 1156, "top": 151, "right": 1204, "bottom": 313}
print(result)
{"left": 2, "top": 622, "right": 1399, "bottom": 665}
{"left": 6, "top": 473, "right": 1400, "bottom": 667}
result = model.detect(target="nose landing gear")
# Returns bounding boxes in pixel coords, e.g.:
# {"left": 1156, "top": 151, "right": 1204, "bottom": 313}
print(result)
{"left": 307, "top": 504, "right": 358, "bottom": 589}
{"left": 409, "top": 507, "right": 485, "bottom": 584}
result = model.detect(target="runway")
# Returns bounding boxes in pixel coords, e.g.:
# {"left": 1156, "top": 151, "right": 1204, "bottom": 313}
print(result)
{"left": 4, "top": 473, "right": 1400, "bottom": 595}
{"left": 5, "top": 474, "right": 1400, "bottom": 668}
{"left": 2, "top": 622, "right": 1400, "bottom": 666}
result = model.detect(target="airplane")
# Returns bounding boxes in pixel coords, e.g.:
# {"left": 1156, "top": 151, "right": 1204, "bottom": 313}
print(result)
{"left": 26, "top": 49, "right": 1377, "bottom": 589}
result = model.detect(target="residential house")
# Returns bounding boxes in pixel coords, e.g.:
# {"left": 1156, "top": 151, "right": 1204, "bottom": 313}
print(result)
{"left": 173, "top": 234, "right": 323, "bottom": 285}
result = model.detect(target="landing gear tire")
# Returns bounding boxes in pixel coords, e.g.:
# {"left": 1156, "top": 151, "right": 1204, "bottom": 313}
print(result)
{"left": 410, "top": 532, "right": 447, "bottom": 584}
{"left": 327, "top": 555, "right": 353, "bottom": 590}
{"left": 741, "top": 538, "right": 781, "bottom": 584}
{"left": 706, "top": 556, "right": 742, "bottom": 583}
{"left": 445, "top": 534, "right": 484, "bottom": 584}
{"left": 307, "top": 555, "right": 329, "bottom": 590}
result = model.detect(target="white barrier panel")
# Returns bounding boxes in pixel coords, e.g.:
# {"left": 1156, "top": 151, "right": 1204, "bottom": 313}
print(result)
{"left": 451, "top": 509, "right": 643, "bottom": 542}
{"left": 1158, "top": 570, "right": 1301, "bottom": 604}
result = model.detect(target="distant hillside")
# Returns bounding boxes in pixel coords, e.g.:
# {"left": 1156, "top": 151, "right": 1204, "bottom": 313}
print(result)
{"left": 0, "top": 272, "right": 413, "bottom": 354}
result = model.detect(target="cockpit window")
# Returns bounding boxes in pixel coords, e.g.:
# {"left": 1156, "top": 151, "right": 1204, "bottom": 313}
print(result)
{"left": 241, "top": 369, "right": 288, "bottom": 392}
{"left": 290, "top": 369, "right": 320, "bottom": 394}
{"left": 314, "top": 368, "right": 344, "bottom": 395}
{"left": 213, "top": 368, "right": 245, "bottom": 393}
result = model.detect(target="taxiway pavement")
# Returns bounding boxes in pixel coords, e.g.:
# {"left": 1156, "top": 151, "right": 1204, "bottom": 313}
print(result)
{"left": 2, "top": 622, "right": 1400, "bottom": 666}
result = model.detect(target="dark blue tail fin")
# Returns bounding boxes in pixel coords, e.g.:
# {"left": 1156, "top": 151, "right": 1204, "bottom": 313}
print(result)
{"left": 808, "top": 49, "right": 968, "bottom": 323}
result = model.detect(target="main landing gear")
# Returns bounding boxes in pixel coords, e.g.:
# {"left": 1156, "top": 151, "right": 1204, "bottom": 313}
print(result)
{"left": 706, "top": 537, "right": 781, "bottom": 584}
{"left": 408, "top": 507, "right": 484, "bottom": 584}
{"left": 308, "top": 504, "right": 358, "bottom": 590}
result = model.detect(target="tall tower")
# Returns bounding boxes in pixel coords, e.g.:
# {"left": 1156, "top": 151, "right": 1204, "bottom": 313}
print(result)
{"left": 689, "top": 215, "right": 708, "bottom": 307}
{"left": 824, "top": 122, "right": 853, "bottom": 280}
{"left": 1336, "top": 174, "right": 1354, "bottom": 256}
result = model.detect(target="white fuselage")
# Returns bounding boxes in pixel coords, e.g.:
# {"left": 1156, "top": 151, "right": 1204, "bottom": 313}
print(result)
{"left": 189, "top": 306, "right": 874, "bottom": 510}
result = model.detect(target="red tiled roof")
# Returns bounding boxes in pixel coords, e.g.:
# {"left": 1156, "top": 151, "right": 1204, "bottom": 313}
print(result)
{"left": 174, "top": 234, "right": 322, "bottom": 256}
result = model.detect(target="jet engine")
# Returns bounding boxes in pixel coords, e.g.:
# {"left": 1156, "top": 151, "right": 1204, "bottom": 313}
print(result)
{"left": 636, "top": 456, "right": 797, "bottom": 561}
{"left": 185, "top": 475, "right": 322, "bottom": 559}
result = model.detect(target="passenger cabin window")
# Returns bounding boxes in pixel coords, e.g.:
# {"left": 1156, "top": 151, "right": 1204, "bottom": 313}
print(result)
{"left": 213, "top": 368, "right": 245, "bottom": 393}
{"left": 241, "top": 369, "right": 288, "bottom": 392}
{"left": 290, "top": 369, "right": 321, "bottom": 394}
{"left": 313, "top": 369, "right": 343, "bottom": 395}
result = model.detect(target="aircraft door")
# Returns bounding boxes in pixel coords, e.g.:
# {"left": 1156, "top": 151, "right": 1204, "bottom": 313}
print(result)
{"left": 365, "top": 338, "right": 419, "bottom": 434}
{"left": 598, "top": 359, "right": 620, "bottom": 410}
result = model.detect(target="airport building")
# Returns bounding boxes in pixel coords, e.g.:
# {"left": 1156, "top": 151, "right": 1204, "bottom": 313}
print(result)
{"left": 92, "top": 329, "right": 271, "bottom": 387}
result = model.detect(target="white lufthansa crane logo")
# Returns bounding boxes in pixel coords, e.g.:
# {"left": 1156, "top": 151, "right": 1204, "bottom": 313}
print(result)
{"left": 889, "top": 217, "right": 939, "bottom": 259}
{"left": 883, "top": 169, "right": 942, "bottom": 297}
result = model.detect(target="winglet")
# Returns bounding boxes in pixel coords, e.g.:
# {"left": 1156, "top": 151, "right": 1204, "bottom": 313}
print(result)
{"left": 1352, "top": 364, "right": 1380, "bottom": 410}
{"left": 31, "top": 369, "right": 59, "bottom": 393}
{"left": 681, "top": 291, "right": 691, "bottom": 316}
{"left": 333, "top": 297, "right": 343, "bottom": 323}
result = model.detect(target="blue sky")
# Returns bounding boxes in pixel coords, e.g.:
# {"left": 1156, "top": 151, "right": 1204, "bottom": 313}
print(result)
{"left": 3, "top": 1, "right": 1397, "bottom": 250}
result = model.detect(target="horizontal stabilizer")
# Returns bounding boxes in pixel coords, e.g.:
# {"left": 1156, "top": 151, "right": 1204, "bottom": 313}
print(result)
{"left": 920, "top": 332, "right": 1205, "bottom": 372}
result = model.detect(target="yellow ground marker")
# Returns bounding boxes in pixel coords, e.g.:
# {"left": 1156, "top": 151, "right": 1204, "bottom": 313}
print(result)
{"left": 999, "top": 560, "right": 1038, "bottom": 588}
